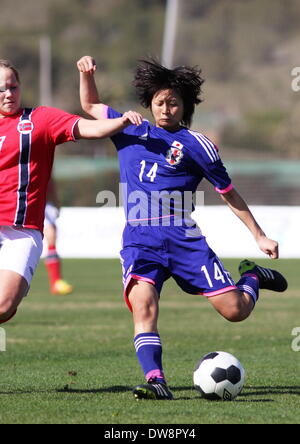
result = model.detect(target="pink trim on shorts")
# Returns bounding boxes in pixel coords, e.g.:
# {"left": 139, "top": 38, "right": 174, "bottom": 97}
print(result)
{"left": 215, "top": 184, "right": 234, "bottom": 194}
{"left": 123, "top": 274, "right": 156, "bottom": 312}
{"left": 127, "top": 214, "right": 174, "bottom": 223}
{"left": 200, "top": 285, "right": 237, "bottom": 297}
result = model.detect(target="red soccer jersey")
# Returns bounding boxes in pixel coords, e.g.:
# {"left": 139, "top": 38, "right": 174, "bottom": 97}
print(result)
{"left": 0, "top": 106, "right": 80, "bottom": 232}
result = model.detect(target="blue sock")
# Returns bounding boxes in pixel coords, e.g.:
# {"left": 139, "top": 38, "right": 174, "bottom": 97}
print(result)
{"left": 237, "top": 274, "right": 259, "bottom": 305}
{"left": 134, "top": 333, "right": 166, "bottom": 383}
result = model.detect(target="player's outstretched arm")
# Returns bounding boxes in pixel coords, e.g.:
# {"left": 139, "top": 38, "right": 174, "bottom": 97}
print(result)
{"left": 77, "top": 55, "right": 105, "bottom": 119}
{"left": 74, "top": 111, "right": 143, "bottom": 140}
{"left": 220, "top": 187, "right": 279, "bottom": 259}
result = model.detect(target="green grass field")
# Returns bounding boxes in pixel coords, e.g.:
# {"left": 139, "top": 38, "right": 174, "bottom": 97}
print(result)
{"left": 0, "top": 258, "right": 299, "bottom": 424}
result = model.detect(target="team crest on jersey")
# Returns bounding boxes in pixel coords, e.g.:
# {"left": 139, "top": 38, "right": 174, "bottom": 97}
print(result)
{"left": 17, "top": 120, "right": 34, "bottom": 135}
{"left": 166, "top": 140, "right": 184, "bottom": 166}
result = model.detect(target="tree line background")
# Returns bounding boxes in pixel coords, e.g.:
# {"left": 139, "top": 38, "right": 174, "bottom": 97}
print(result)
{"left": 1, "top": 0, "right": 299, "bottom": 205}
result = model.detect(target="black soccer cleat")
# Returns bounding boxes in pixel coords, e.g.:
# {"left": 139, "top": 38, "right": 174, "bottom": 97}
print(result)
{"left": 133, "top": 381, "right": 174, "bottom": 400}
{"left": 238, "top": 259, "right": 288, "bottom": 292}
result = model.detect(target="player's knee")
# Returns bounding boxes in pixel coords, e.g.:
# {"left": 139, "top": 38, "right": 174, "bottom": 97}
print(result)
{"left": 131, "top": 294, "right": 158, "bottom": 323}
{"left": 217, "top": 297, "right": 250, "bottom": 322}
{"left": 132, "top": 297, "right": 156, "bottom": 320}
{"left": 0, "top": 301, "right": 11, "bottom": 317}
{"left": 211, "top": 294, "right": 250, "bottom": 322}
{"left": 0, "top": 302, "right": 17, "bottom": 324}
{"left": 128, "top": 281, "right": 159, "bottom": 320}
{"left": 222, "top": 306, "right": 250, "bottom": 323}
{"left": 224, "top": 312, "right": 247, "bottom": 323}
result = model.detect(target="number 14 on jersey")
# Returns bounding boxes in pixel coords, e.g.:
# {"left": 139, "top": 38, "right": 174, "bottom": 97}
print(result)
{"left": 139, "top": 160, "right": 158, "bottom": 183}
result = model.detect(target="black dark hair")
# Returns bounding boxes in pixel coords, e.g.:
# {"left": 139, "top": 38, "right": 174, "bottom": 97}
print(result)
{"left": 133, "top": 59, "right": 204, "bottom": 127}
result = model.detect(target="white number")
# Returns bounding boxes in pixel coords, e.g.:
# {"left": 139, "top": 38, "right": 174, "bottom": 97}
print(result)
{"left": 139, "top": 160, "right": 158, "bottom": 183}
{"left": 201, "top": 263, "right": 226, "bottom": 288}
{"left": 201, "top": 265, "right": 213, "bottom": 288}
{"left": 214, "top": 263, "right": 225, "bottom": 283}
{"left": 139, "top": 160, "right": 146, "bottom": 182}
{"left": 146, "top": 162, "right": 158, "bottom": 182}
{"left": 0, "top": 136, "right": 6, "bottom": 151}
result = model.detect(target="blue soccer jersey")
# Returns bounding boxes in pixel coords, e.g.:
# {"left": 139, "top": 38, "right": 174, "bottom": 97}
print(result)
{"left": 102, "top": 105, "right": 236, "bottom": 307}
{"left": 104, "top": 106, "right": 233, "bottom": 226}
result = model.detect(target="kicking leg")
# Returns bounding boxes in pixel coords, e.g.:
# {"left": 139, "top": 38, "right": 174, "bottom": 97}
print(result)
{"left": 208, "top": 288, "right": 255, "bottom": 322}
{"left": 209, "top": 259, "right": 288, "bottom": 322}
{"left": 209, "top": 267, "right": 260, "bottom": 321}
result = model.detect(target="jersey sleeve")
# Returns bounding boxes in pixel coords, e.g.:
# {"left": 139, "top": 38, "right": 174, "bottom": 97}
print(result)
{"left": 106, "top": 106, "right": 123, "bottom": 119}
{"left": 103, "top": 105, "right": 148, "bottom": 150}
{"left": 99, "top": 106, "right": 124, "bottom": 148}
{"left": 187, "top": 132, "right": 233, "bottom": 194}
{"left": 41, "top": 107, "right": 80, "bottom": 145}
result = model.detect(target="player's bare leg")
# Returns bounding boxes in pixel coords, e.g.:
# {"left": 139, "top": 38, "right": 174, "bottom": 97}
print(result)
{"left": 208, "top": 289, "right": 254, "bottom": 322}
{"left": 128, "top": 280, "right": 173, "bottom": 400}
{"left": 128, "top": 280, "right": 159, "bottom": 335}
{"left": 44, "top": 223, "right": 57, "bottom": 247}
{"left": 209, "top": 260, "right": 287, "bottom": 322}
{"left": 0, "top": 270, "right": 28, "bottom": 324}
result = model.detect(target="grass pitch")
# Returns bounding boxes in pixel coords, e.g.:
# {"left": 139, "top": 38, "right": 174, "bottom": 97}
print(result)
{"left": 0, "top": 258, "right": 299, "bottom": 424}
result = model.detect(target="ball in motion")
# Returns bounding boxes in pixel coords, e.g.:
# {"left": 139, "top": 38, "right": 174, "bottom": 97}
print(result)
{"left": 193, "top": 351, "right": 245, "bottom": 400}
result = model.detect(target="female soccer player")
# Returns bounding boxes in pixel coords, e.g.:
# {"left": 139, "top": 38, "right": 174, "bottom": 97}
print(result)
{"left": 77, "top": 55, "right": 287, "bottom": 400}
{"left": 0, "top": 59, "right": 142, "bottom": 325}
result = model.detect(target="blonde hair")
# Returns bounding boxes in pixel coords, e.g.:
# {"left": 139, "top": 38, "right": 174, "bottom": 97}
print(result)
{"left": 0, "top": 59, "right": 20, "bottom": 83}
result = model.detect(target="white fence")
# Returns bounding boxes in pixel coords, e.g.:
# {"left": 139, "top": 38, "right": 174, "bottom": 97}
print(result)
{"left": 52, "top": 206, "right": 300, "bottom": 259}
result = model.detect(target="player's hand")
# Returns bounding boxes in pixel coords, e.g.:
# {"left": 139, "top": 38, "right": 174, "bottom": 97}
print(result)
{"left": 77, "top": 56, "right": 97, "bottom": 74}
{"left": 257, "top": 236, "right": 279, "bottom": 259}
{"left": 122, "top": 110, "right": 143, "bottom": 127}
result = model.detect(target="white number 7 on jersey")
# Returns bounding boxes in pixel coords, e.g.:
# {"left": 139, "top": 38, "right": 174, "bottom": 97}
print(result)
{"left": 0, "top": 136, "right": 6, "bottom": 151}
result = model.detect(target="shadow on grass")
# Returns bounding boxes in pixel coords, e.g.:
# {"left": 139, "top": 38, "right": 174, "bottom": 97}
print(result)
{"left": 171, "top": 385, "right": 300, "bottom": 402}
{"left": 172, "top": 385, "right": 300, "bottom": 394}
{"left": 242, "top": 386, "right": 300, "bottom": 396}
{"left": 169, "top": 386, "right": 273, "bottom": 402}
{"left": 56, "top": 385, "right": 132, "bottom": 394}
{"left": 55, "top": 385, "right": 192, "bottom": 401}
{"left": 0, "top": 386, "right": 131, "bottom": 396}
{"left": 55, "top": 385, "right": 273, "bottom": 402}
{"left": 2, "top": 385, "right": 300, "bottom": 402}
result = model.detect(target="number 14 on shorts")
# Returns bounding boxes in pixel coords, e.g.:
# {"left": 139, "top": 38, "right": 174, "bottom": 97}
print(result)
{"left": 201, "top": 262, "right": 234, "bottom": 288}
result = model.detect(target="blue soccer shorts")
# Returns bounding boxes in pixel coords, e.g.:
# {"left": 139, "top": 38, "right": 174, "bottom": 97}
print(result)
{"left": 120, "top": 224, "right": 237, "bottom": 311}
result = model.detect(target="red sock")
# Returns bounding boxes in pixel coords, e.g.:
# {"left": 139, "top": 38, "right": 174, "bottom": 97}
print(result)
{"left": 44, "top": 245, "right": 61, "bottom": 289}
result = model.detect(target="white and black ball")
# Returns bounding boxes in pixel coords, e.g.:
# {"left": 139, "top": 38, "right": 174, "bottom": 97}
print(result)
{"left": 193, "top": 351, "right": 245, "bottom": 400}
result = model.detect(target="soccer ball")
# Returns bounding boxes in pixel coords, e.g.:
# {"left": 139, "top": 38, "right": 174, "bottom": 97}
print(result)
{"left": 193, "top": 351, "right": 245, "bottom": 401}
